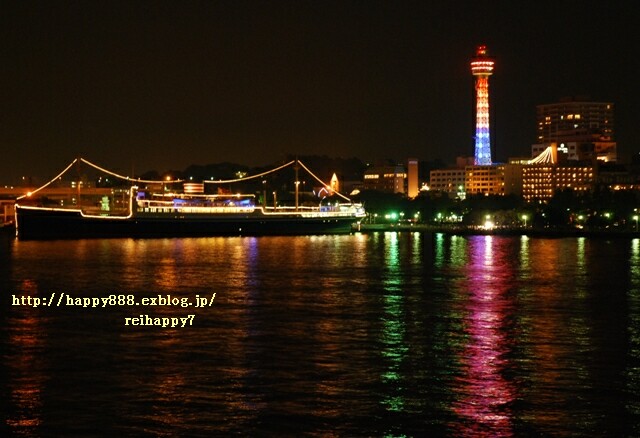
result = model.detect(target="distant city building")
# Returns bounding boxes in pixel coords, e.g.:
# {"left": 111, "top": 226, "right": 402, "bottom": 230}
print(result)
{"left": 517, "top": 98, "right": 622, "bottom": 201}
{"left": 471, "top": 45, "right": 495, "bottom": 165}
{"left": 522, "top": 165, "right": 555, "bottom": 201}
{"left": 426, "top": 58, "right": 629, "bottom": 203}
{"left": 536, "top": 97, "right": 614, "bottom": 142}
{"left": 522, "top": 163, "right": 594, "bottom": 202}
{"left": 465, "top": 165, "right": 505, "bottom": 195}
{"left": 597, "top": 163, "right": 640, "bottom": 190}
{"left": 533, "top": 97, "right": 616, "bottom": 162}
{"left": 429, "top": 168, "right": 466, "bottom": 198}
{"left": 532, "top": 140, "right": 617, "bottom": 163}
{"left": 407, "top": 158, "right": 419, "bottom": 198}
{"left": 503, "top": 164, "right": 523, "bottom": 197}
{"left": 362, "top": 164, "right": 406, "bottom": 194}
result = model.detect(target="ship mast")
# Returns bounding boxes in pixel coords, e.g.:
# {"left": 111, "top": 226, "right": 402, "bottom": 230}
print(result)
{"left": 294, "top": 160, "right": 300, "bottom": 211}
{"left": 76, "top": 157, "right": 82, "bottom": 208}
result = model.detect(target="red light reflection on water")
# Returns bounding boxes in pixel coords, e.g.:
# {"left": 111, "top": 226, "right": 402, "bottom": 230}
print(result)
{"left": 6, "top": 280, "right": 45, "bottom": 434}
{"left": 451, "top": 236, "right": 516, "bottom": 437}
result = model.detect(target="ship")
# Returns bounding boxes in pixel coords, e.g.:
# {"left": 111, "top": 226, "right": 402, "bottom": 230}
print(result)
{"left": 14, "top": 158, "right": 366, "bottom": 239}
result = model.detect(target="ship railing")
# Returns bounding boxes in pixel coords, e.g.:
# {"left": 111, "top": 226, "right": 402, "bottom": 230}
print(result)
{"left": 261, "top": 203, "right": 365, "bottom": 218}
{"left": 139, "top": 205, "right": 256, "bottom": 214}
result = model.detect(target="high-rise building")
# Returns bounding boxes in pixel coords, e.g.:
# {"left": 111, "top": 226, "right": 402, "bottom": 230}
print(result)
{"left": 471, "top": 45, "right": 495, "bottom": 165}
{"left": 536, "top": 97, "right": 614, "bottom": 143}
{"left": 533, "top": 97, "right": 616, "bottom": 162}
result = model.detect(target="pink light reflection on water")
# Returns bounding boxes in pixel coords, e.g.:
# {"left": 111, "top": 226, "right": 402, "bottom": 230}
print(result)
{"left": 451, "top": 236, "right": 516, "bottom": 437}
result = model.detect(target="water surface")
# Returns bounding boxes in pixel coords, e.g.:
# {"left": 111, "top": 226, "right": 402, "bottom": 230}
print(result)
{"left": 1, "top": 232, "right": 639, "bottom": 436}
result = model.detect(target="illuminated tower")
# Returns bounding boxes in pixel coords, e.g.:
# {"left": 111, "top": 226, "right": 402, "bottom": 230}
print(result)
{"left": 470, "top": 45, "right": 495, "bottom": 165}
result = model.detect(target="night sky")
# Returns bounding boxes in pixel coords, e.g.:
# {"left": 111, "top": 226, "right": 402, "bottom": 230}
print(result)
{"left": 1, "top": 1, "right": 638, "bottom": 183}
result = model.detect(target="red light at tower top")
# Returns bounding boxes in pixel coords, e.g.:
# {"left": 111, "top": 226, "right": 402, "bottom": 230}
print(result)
{"left": 471, "top": 45, "right": 494, "bottom": 76}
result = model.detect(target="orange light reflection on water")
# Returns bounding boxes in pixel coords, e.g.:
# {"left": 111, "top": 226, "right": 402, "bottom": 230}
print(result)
{"left": 6, "top": 279, "right": 45, "bottom": 435}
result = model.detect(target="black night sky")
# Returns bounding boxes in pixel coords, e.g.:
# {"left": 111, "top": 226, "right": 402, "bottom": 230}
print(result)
{"left": 1, "top": 1, "right": 638, "bottom": 183}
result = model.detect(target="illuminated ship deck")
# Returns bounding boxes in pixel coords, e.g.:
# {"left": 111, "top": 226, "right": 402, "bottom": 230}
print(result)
{"left": 14, "top": 158, "right": 365, "bottom": 239}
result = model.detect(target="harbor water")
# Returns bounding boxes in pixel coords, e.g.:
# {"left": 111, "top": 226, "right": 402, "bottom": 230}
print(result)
{"left": 2, "top": 231, "right": 640, "bottom": 436}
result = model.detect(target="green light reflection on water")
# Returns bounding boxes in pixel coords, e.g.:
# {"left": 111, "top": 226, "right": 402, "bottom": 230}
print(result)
{"left": 574, "top": 237, "right": 587, "bottom": 299}
{"left": 379, "top": 232, "right": 407, "bottom": 412}
{"left": 449, "top": 234, "right": 467, "bottom": 268}
{"left": 627, "top": 239, "right": 640, "bottom": 425}
{"left": 434, "top": 233, "right": 445, "bottom": 268}
{"left": 519, "top": 235, "right": 530, "bottom": 280}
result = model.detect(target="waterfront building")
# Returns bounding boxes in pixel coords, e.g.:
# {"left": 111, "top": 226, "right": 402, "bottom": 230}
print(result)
{"left": 522, "top": 163, "right": 594, "bottom": 202}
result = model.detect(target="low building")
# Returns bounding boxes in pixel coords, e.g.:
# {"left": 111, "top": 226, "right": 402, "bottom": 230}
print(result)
{"left": 362, "top": 165, "right": 406, "bottom": 194}
{"left": 429, "top": 168, "right": 466, "bottom": 198}
{"left": 522, "top": 163, "right": 594, "bottom": 202}
{"left": 465, "top": 165, "right": 505, "bottom": 195}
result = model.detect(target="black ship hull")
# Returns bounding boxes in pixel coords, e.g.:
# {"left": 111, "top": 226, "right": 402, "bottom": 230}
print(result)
{"left": 15, "top": 206, "right": 360, "bottom": 239}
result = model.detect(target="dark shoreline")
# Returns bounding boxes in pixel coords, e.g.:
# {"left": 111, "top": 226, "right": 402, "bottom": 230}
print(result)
{"left": 356, "top": 223, "right": 640, "bottom": 238}
{"left": 4, "top": 221, "right": 639, "bottom": 239}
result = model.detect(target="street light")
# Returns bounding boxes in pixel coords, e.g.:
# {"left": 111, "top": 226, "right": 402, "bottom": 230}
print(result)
{"left": 522, "top": 214, "right": 528, "bottom": 228}
{"left": 634, "top": 215, "right": 639, "bottom": 232}
{"left": 484, "top": 214, "right": 494, "bottom": 230}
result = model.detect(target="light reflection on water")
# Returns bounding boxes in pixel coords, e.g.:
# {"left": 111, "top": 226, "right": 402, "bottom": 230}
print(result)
{"left": 450, "top": 236, "right": 516, "bottom": 437}
{"left": 5, "top": 280, "right": 45, "bottom": 433}
{"left": 627, "top": 238, "right": 640, "bottom": 436}
{"left": 379, "top": 232, "right": 407, "bottom": 413}
{"left": 1, "top": 233, "right": 640, "bottom": 436}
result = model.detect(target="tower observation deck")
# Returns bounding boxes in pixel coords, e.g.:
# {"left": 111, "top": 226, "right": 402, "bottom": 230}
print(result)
{"left": 471, "top": 45, "right": 495, "bottom": 165}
